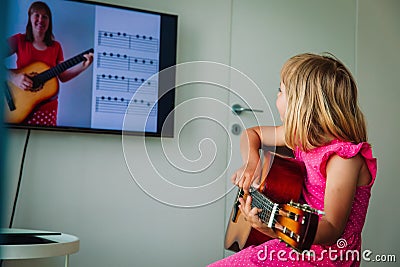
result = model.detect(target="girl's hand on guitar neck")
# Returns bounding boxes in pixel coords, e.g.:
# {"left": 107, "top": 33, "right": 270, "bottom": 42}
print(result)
{"left": 238, "top": 195, "right": 278, "bottom": 239}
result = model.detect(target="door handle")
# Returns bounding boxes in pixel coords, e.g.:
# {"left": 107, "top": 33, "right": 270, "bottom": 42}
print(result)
{"left": 231, "top": 104, "right": 263, "bottom": 115}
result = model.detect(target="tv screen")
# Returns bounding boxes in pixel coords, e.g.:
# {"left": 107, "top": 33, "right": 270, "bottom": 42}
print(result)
{"left": 4, "top": 0, "right": 177, "bottom": 137}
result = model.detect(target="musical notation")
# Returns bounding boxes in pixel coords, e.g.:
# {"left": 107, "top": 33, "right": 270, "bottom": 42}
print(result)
{"left": 96, "top": 74, "right": 157, "bottom": 95}
{"left": 95, "top": 96, "right": 157, "bottom": 116}
{"left": 98, "top": 30, "right": 159, "bottom": 53}
{"left": 91, "top": 8, "right": 161, "bottom": 131}
{"left": 97, "top": 52, "right": 158, "bottom": 73}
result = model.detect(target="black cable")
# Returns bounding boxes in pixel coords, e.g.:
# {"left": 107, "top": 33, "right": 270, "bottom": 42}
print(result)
{"left": 8, "top": 129, "right": 31, "bottom": 228}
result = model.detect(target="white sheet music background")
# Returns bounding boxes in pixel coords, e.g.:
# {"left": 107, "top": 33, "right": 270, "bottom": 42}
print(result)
{"left": 92, "top": 5, "right": 161, "bottom": 132}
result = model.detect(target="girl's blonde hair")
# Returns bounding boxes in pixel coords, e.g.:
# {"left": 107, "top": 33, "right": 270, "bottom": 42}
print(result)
{"left": 281, "top": 53, "right": 367, "bottom": 151}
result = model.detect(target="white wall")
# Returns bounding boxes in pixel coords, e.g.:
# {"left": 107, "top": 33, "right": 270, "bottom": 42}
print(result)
{"left": 357, "top": 0, "right": 400, "bottom": 265}
{"left": 230, "top": 0, "right": 357, "bottom": 129}
{"left": 3, "top": 0, "right": 399, "bottom": 266}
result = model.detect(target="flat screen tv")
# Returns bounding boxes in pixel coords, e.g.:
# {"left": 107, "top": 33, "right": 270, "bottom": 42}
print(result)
{"left": 3, "top": 0, "right": 177, "bottom": 137}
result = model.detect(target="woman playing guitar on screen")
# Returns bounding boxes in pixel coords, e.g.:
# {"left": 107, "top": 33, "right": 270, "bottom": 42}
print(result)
{"left": 6, "top": 1, "right": 93, "bottom": 126}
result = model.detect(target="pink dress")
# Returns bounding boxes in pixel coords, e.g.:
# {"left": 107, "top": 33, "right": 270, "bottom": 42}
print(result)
{"left": 208, "top": 140, "right": 377, "bottom": 266}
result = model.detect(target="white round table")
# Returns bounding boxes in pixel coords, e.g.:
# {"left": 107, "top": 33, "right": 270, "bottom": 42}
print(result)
{"left": 0, "top": 228, "right": 79, "bottom": 267}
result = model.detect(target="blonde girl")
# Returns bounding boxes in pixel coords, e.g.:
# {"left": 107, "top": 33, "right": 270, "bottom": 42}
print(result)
{"left": 209, "top": 53, "right": 377, "bottom": 266}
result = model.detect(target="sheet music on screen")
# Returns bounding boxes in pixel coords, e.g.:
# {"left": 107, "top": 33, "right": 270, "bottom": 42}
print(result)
{"left": 92, "top": 5, "right": 160, "bottom": 132}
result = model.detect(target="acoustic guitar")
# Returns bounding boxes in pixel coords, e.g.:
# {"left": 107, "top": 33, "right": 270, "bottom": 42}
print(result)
{"left": 4, "top": 48, "right": 93, "bottom": 124}
{"left": 224, "top": 152, "right": 322, "bottom": 253}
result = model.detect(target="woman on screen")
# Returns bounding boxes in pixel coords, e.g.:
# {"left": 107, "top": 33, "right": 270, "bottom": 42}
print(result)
{"left": 6, "top": 1, "right": 93, "bottom": 126}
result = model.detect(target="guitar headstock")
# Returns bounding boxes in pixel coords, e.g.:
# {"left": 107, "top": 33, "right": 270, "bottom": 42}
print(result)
{"left": 273, "top": 201, "right": 322, "bottom": 252}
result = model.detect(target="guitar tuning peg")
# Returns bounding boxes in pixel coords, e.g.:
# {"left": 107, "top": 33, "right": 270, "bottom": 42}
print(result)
{"left": 301, "top": 203, "right": 325, "bottom": 215}
{"left": 289, "top": 200, "right": 299, "bottom": 207}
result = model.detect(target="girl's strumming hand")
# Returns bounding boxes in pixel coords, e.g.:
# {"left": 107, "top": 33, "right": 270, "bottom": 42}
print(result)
{"left": 231, "top": 159, "right": 262, "bottom": 193}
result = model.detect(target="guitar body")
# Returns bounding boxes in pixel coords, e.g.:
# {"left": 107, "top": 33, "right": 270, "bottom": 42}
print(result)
{"left": 4, "top": 48, "right": 93, "bottom": 124}
{"left": 224, "top": 152, "right": 308, "bottom": 252}
{"left": 5, "top": 62, "right": 59, "bottom": 124}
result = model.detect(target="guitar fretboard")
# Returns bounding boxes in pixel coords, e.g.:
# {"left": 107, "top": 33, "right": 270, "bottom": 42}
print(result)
{"left": 33, "top": 48, "right": 93, "bottom": 88}
{"left": 250, "top": 188, "right": 279, "bottom": 228}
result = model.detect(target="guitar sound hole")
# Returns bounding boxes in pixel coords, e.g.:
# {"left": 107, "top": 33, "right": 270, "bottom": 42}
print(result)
{"left": 30, "top": 83, "right": 43, "bottom": 92}
{"left": 27, "top": 72, "right": 43, "bottom": 92}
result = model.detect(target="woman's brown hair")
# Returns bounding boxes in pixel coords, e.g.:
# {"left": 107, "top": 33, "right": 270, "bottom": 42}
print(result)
{"left": 25, "top": 1, "right": 54, "bottom": 46}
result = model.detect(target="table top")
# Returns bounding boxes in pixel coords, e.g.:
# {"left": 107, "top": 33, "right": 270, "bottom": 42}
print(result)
{"left": 0, "top": 228, "right": 79, "bottom": 260}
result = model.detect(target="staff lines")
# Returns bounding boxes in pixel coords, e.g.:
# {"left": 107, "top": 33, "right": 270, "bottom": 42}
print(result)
{"left": 98, "top": 30, "right": 159, "bottom": 53}
{"left": 92, "top": 28, "right": 160, "bottom": 121}
{"left": 95, "top": 95, "right": 157, "bottom": 116}
{"left": 97, "top": 52, "right": 158, "bottom": 74}
{"left": 96, "top": 74, "right": 157, "bottom": 95}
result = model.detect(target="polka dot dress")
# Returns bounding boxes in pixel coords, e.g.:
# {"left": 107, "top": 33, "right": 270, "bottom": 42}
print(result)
{"left": 208, "top": 140, "right": 377, "bottom": 267}
{"left": 25, "top": 99, "right": 58, "bottom": 126}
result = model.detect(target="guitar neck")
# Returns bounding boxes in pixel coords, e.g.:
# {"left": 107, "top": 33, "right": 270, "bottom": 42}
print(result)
{"left": 250, "top": 188, "right": 279, "bottom": 228}
{"left": 33, "top": 48, "right": 93, "bottom": 87}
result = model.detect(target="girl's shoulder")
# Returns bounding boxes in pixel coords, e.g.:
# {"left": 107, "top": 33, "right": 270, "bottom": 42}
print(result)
{"left": 296, "top": 140, "right": 377, "bottom": 179}
{"left": 299, "top": 139, "right": 374, "bottom": 158}
{"left": 321, "top": 139, "right": 373, "bottom": 157}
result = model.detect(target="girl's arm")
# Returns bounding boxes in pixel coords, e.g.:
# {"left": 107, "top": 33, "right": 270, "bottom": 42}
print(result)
{"left": 313, "top": 154, "right": 369, "bottom": 245}
{"left": 232, "top": 125, "right": 285, "bottom": 238}
{"left": 233, "top": 125, "right": 285, "bottom": 192}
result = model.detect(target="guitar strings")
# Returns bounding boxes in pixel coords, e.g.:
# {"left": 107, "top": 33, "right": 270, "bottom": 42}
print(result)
{"left": 251, "top": 190, "right": 302, "bottom": 242}
{"left": 246, "top": 187, "right": 304, "bottom": 238}
{"left": 251, "top": 190, "right": 285, "bottom": 229}
{"left": 36, "top": 53, "right": 85, "bottom": 85}
{"left": 250, "top": 190, "right": 280, "bottom": 222}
